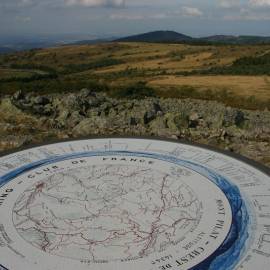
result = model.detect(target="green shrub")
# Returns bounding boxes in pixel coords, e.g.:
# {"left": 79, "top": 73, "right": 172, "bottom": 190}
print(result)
{"left": 112, "top": 81, "right": 156, "bottom": 99}
{"left": 167, "top": 51, "right": 185, "bottom": 61}
{"left": 0, "top": 73, "right": 58, "bottom": 83}
{"left": 201, "top": 53, "right": 270, "bottom": 75}
{"left": 63, "top": 58, "right": 123, "bottom": 74}
{"left": 0, "top": 78, "right": 108, "bottom": 95}
{"left": 10, "top": 64, "right": 57, "bottom": 74}
{"left": 154, "top": 85, "right": 270, "bottom": 110}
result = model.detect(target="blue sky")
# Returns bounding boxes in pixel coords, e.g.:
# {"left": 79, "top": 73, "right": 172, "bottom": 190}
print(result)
{"left": 0, "top": 0, "right": 270, "bottom": 38}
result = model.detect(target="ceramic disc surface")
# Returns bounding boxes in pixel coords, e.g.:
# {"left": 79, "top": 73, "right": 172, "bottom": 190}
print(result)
{"left": 0, "top": 138, "right": 269, "bottom": 270}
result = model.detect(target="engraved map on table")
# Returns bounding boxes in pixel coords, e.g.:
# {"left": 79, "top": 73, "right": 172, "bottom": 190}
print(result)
{"left": 13, "top": 165, "right": 203, "bottom": 262}
{"left": 0, "top": 138, "right": 269, "bottom": 270}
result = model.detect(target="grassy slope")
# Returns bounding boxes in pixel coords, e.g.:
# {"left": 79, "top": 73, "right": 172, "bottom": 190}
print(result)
{"left": 0, "top": 42, "right": 270, "bottom": 109}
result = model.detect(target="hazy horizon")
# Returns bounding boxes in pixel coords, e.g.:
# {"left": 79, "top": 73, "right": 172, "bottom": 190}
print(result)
{"left": 1, "top": 0, "right": 270, "bottom": 43}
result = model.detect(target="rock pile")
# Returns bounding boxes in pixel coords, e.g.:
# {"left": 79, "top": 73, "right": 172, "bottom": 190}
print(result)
{"left": 0, "top": 89, "right": 269, "bottom": 167}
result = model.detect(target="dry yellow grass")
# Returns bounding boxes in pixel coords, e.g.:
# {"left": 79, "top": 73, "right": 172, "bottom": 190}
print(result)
{"left": 95, "top": 52, "right": 215, "bottom": 74}
{"left": 149, "top": 75, "right": 270, "bottom": 100}
{"left": 2, "top": 42, "right": 270, "bottom": 105}
{"left": 95, "top": 43, "right": 270, "bottom": 74}
{"left": 0, "top": 68, "right": 34, "bottom": 79}
{"left": 5, "top": 41, "right": 270, "bottom": 75}
{"left": 163, "top": 52, "right": 214, "bottom": 71}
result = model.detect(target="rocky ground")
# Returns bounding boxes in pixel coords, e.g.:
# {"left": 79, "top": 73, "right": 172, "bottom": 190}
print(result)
{"left": 0, "top": 89, "right": 269, "bottom": 167}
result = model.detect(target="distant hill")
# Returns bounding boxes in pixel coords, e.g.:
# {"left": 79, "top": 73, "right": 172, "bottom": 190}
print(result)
{"left": 113, "top": 31, "right": 270, "bottom": 45}
{"left": 0, "top": 47, "right": 15, "bottom": 54}
{"left": 0, "top": 42, "right": 56, "bottom": 54}
{"left": 201, "top": 35, "right": 270, "bottom": 44}
{"left": 72, "top": 37, "right": 117, "bottom": 45}
{"left": 2, "top": 32, "right": 270, "bottom": 52}
{"left": 115, "top": 31, "right": 193, "bottom": 43}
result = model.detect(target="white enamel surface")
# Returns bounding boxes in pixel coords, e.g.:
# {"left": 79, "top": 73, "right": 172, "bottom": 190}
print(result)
{"left": 0, "top": 138, "right": 269, "bottom": 270}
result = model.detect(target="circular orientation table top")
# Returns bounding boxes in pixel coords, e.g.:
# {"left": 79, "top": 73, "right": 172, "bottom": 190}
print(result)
{"left": 0, "top": 137, "right": 269, "bottom": 270}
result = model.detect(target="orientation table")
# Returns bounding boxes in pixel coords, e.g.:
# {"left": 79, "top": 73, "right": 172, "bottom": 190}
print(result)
{"left": 0, "top": 137, "right": 269, "bottom": 270}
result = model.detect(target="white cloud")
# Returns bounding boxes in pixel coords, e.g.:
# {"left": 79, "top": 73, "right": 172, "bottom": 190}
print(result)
{"left": 20, "top": 0, "right": 33, "bottom": 5}
{"left": 223, "top": 5, "right": 270, "bottom": 20}
{"left": 0, "top": 0, "right": 35, "bottom": 9}
{"left": 249, "top": 0, "right": 270, "bottom": 6}
{"left": 180, "top": 6, "right": 203, "bottom": 17}
{"left": 219, "top": 0, "right": 241, "bottom": 8}
{"left": 65, "top": 0, "right": 125, "bottom": 7}
{"left": 224, "top": 13, "right": 270, "bottom": 20}
{"left": 110, "top": 13, "right": 143, "bottom": 20}
{"left": 218, "top": 0, "right": 270, "bottom": 21}
{"left": 109, "top": 12, "right": 168, "bottom": 20}
{"left": 150, "top": 13, "right": 168, "bottom": 19}
{"left": 109, "top": 5, "right": 204, "bottom": 21}
{"left": 15, "top": 16, "right": 31, "bottom": 22}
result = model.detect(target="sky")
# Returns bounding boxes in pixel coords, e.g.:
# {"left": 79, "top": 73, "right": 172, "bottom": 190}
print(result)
{"left": 0, "top": 0, "right": 270, "bottom": 40}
